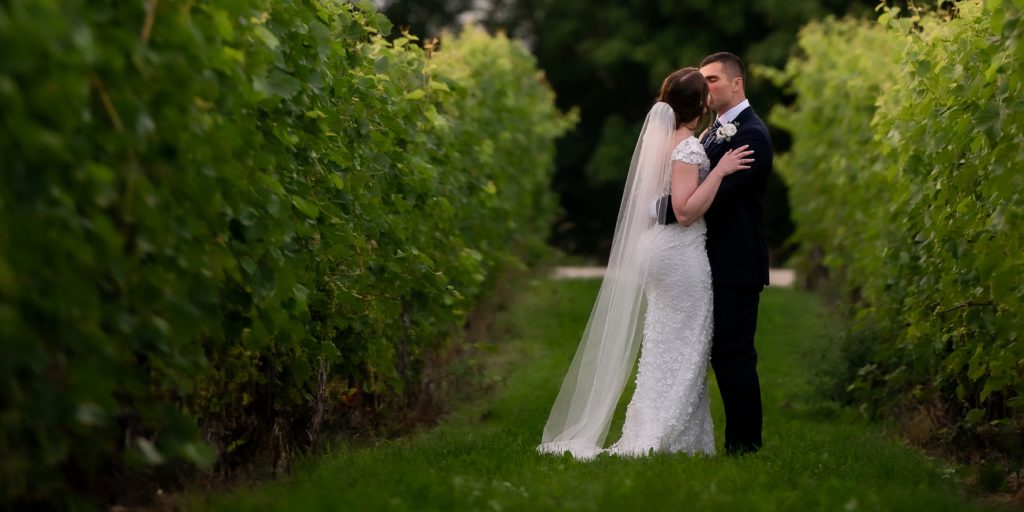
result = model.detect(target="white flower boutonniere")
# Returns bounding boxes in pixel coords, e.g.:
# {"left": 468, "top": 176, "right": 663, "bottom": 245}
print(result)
{"left": 716, "top": 121, "right": 741, "bottom": 143}
{"left": 715, "top": 122, "right": 739, "bottom": 143}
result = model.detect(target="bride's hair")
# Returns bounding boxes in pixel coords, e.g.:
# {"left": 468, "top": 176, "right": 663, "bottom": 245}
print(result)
{"left": 658, "top": 67, "right": 709, "bottom": 129}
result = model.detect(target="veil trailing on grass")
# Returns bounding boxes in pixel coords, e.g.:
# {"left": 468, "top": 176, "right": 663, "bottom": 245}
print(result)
{"left": 537, "top": 102, "right": 676, "bottom": 459}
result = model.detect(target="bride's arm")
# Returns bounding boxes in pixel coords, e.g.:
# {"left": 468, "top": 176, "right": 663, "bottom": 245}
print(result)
{"left": 670, "top": 147, "right": 752, "bottom": 226}
{"left": 669, "top": 162, "right": 713, "bottom": 227}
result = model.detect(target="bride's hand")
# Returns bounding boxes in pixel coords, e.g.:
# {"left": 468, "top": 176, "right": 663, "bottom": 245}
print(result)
{"left": 713, "top": 145, "right": 754, "bottom": 176}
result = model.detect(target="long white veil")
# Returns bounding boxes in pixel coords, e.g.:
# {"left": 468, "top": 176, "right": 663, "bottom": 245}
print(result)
{"left": 537, "top": 102, "right": 676, "bottom": 459}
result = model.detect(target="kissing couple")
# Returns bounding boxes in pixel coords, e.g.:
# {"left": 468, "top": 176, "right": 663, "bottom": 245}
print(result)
{"left": 539, "top": 52, "right": 773, "bottom": 460}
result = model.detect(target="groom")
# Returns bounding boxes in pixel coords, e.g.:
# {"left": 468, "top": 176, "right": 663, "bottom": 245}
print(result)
{"left": 664, "top": 52, "right": 772, "bottom": 455}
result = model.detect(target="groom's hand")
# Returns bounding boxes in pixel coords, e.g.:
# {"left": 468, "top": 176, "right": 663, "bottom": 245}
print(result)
{"left": 659, "top": 195, "right": 678, "bottom": 225}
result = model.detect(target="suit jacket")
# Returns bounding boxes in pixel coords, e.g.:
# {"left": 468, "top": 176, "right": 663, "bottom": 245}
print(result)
{"left": 664, "top": 106, "right": 772, "bottom": 287}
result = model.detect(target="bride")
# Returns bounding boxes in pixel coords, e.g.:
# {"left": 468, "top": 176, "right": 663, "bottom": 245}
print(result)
{"left": 537, "top": 68, "right": 753, "bottom": 460}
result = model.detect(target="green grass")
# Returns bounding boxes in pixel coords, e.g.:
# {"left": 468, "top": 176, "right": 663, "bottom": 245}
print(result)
{"left": 192, "top": 278, "right": 1001, "bottom": 511}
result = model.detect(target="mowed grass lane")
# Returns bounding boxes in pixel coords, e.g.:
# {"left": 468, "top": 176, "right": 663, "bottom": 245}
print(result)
{"left": 194, "top": 278, "right": 998, "bottom": 511}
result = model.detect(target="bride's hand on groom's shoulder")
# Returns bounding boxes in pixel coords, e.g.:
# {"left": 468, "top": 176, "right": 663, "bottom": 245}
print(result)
{"left": 713, "top": 145, "right": 754, "bottom": 176}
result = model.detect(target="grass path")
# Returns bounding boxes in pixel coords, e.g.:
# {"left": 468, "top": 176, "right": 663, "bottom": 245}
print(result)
{"left": 193, "top": 278, "right": 1000, "bottom": 511}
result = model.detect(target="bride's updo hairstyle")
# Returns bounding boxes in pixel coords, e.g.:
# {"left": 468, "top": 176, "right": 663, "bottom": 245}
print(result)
{"left": 658, "top": 67, "right": 709, "bottom": 129}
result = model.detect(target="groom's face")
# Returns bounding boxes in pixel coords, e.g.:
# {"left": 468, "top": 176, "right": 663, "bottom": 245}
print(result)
{"left": 700, "top": 62, "right": 740, "bottom": 114}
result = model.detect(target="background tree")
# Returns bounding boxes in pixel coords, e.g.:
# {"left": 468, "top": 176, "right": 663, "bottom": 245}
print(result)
{"left": 375, "top": 0, "right": 478, "bottom": 38}
{"left": 381, "top": 0, "right": 877, "bottom": 261}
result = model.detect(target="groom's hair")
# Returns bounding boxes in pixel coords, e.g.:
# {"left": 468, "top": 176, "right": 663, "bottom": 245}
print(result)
{"left": 701, "top": 52, "right": 746, "bottom": 82}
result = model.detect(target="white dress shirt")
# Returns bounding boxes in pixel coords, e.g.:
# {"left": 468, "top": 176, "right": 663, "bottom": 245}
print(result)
{"left": 717, "top": 99, "right": 750, "bottom": 125}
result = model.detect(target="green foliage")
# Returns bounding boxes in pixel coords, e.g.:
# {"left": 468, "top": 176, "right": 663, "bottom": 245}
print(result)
{"left": 384, "top": 0, "right": 878, "bottom": 260}
{"left": 766, "top": 15, "right": 904, "bottom": 287}
{"left": 770, "top": 0, "right": 1024, "bottom": 441}
{"left": 0, "top": 0, "right": 572, "bottom": 507}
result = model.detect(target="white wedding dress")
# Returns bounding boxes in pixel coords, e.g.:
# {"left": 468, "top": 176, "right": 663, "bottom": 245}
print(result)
{"left": 537, "top": 104, "right": 715, "bottom": 460}
{"left": 606, "top": 136, "right": 715, "bottom": 457}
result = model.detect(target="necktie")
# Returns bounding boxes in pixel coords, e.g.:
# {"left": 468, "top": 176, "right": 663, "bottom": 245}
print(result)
{"left": 702, "top": 118, "right": 721, "bottom": 151}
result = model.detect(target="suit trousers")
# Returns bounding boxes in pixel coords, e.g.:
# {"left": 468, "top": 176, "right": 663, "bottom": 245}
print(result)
{"left": 710, "top": 283, "right": 763, "bottom": 454}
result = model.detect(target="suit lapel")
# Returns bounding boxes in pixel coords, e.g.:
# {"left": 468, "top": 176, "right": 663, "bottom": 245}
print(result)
{"left": 733, "top": 106, "right": 755, "bottom": 125}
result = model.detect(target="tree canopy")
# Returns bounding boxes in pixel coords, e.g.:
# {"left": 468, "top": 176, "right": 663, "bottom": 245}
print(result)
{"left": 382, "top": 0, "right": 877, "bottom": 260}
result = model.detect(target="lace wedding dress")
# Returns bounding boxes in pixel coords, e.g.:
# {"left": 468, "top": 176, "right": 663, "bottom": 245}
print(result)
{"left": 606, "top": 136, "right": 715, "bottom": 457}
{"left": 537, "top": 104, "right": 715, "bottom": 460}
